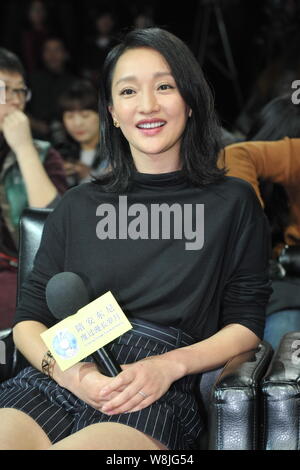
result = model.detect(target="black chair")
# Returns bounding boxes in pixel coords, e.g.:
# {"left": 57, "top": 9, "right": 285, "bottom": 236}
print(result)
{"left": 0, "top": 208, "right": 273, "bottom": 450}
{"left": 261, "top": 331, "right": 300, "bottom": 450}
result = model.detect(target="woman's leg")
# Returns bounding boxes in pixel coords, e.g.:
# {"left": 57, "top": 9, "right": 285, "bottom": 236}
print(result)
{"left": 263, "top": 309, "right": 300, "bottom": 350}
{"left": 48, "top": 422, "right": 168, "bottom": 450}
{"left": 0, "top": 408, "right": 51, "bottom": 450}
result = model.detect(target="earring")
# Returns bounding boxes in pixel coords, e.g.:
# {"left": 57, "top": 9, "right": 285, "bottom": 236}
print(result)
{"left": 113, "top": 119, "right": 120, "bottom": 128}
{"left": 188, "top": 109, "right": 193, "bottom": 118}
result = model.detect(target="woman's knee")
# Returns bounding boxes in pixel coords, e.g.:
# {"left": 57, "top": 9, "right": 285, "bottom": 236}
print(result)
{"left": 0, "top": 408, "right": 51, "bottom": 450}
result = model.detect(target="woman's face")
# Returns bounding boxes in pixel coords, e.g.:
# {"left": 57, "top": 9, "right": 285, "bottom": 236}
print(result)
{"left": 109, "top": 47, "right": 190, "bottom": 170}
{"left": 63, "top": 109, "right": 100, "bottom": 147}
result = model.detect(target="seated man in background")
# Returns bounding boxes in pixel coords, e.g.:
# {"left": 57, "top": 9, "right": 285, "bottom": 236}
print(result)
{"left": 0, "top": 47, "right": 68, "bottom": 329}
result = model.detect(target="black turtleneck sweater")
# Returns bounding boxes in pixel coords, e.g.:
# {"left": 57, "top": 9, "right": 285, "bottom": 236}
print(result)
{"left": 15, "top": 172, "right": 272, "bottom": 341}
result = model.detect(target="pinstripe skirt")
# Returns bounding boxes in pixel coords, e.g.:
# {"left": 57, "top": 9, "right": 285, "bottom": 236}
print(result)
{"left": 0, "top": 318, "right": 204, "bottom": 450}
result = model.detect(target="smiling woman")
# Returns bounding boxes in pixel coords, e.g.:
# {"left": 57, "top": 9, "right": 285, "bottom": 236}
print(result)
{"left": 98, "top": 28, "right": 225, "bottom": 192}
{"left": 0, "top": 28, "right": 271, "bottom": 451}
{"left": 108, "top": 47, "right": 190, "bottom": 173}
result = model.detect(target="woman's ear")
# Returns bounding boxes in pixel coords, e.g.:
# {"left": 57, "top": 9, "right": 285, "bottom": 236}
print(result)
{"left": 108, "top": 105, "right": 119, "bottom": 128}
{"left": 108, "top": 105, "right": 114, "bottom": 120}
{"left": 108, "top": 106, "right": 120, "bottom": 128}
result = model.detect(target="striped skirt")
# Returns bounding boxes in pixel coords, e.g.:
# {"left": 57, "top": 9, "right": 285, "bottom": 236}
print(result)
{"left": 0, "top": 318, "right": 204, "bottom": 450}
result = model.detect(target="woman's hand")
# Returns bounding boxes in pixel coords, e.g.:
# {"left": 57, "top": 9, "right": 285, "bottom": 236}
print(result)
{"left": 64, "top": 161, "right": 91, "bottom": 180}
{"left": 2, "top": 109, "right": 34, "bottom": 155}
{"left": 98, "top": 355, "right": 180, "bottom": 415}
{"left": 55, "top": 361, "right": 126, "bottom": 412}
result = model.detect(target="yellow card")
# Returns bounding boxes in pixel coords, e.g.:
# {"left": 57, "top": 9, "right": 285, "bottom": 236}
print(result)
{"left": 41, "top": 291, "right": 132, "bottom": 371}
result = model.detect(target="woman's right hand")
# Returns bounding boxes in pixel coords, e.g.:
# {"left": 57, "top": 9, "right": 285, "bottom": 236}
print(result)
{"left": 54, "top": 361, "right": 125, "bottom": 411}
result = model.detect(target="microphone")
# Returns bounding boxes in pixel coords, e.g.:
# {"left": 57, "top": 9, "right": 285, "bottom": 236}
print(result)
{"left": 46, "top": 272, "right": 122, "bottom": 377}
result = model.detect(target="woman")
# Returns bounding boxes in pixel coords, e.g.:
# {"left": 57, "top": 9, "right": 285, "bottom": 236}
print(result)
{"left": 56, "top": 79, "right": 107, "bottom": 187}
{"left": 0, "top": 47, "right": 67, "bottom": 329}
{"left": 223, "top": 95, "right": 300, "bottom": 349}
{"left": 0, "top": 28, "right": 271, "bottom": 450}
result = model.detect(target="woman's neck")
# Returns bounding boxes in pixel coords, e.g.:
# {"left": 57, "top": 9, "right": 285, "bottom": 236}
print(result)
{"left": 133, "top": 153, "right": 182, "bottom": 174}
{"left": 81, "top": 134, "right": 100, "bottom": 151}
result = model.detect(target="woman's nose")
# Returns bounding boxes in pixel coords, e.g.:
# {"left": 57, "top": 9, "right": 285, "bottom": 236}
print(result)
{"left": 137, "top": 91, "right": 160, "bottom": 114}
{"left": 73, "top": 115, "right": 83, "bottom": 127}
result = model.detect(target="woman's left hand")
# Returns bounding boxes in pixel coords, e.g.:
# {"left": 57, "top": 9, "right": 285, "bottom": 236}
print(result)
{"left": 99, "top": 355, "right": 179, "bottom": 415}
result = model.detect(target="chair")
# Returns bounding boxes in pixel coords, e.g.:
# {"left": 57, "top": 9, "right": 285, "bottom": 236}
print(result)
{"left": 261, "top": 331, "right": 300, "bottom": 450}
{"left": 0, "top": 208, "right": 273, "bottom": 449}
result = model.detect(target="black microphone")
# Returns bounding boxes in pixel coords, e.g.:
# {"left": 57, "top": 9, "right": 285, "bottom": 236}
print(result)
{"left": 46, "top": 272, "right": 122, "bottom": 377}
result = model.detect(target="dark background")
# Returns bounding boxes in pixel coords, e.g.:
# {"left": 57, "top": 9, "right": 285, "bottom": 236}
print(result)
{"left": 0, "top": 0, "right": 299, "bottom": 132}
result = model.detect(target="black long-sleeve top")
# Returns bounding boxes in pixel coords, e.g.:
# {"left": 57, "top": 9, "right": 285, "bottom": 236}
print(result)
{"left": 14, "top": 171, "right": 272, "bottom": 341}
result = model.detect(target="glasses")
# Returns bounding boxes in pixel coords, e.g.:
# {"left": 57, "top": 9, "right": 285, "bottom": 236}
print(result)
{"left": 0, "top": 82, "right": 32, "bottom": 104}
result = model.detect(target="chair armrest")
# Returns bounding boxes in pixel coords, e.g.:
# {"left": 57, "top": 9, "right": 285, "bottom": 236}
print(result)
{"left": 261, "top": 331, "right": 300, "bottom": 450}
{"left": 0, "top": 329, "right": 18, "bottom": 383}
{"left": 208, "top": 341, "right": 273, "bottom": 450}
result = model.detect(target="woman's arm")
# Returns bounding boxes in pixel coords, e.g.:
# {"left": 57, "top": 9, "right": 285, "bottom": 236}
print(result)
{"left": 97, "top": 324, "right": 259, "bottom": 415}
{"left": 221, "top": 138, "right": 300, "bottom": 206}
{"left": 13, "top": 320, "right": 51, "bottom": 374}
{"left": 13, "top": 320, "right": 124, "bottom": 411}
{"left": 161, "top": 323, "right": 259, "bottom": 376}
{"left": 2, "top": 110, "right": 59, "bottom": 207}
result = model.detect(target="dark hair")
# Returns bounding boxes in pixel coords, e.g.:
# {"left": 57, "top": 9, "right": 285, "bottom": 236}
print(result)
{"left": 56, "top": 80, "right": 101, "bottom": 169}
{"left": 58, "top": 79, "right": 99, "bottom": 118}
{"left": 97, "top": 27, "right": 225, "bottom": 192}
{"left": 0, "top": 48, "right": 26, "bottom": 80}
{"left": 247, "top": 95, "right": 300, "bottom": 246}
{"left": 247, "top": 94, "right": 300, "bottom": 141}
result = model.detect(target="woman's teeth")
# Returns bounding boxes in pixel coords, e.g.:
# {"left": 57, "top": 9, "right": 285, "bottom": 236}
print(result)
{"left": 137, "top": 122, "right": 165, "bottom": 129}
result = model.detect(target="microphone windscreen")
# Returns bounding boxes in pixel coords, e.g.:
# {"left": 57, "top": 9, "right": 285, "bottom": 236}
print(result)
{"left": 46, "top": 272, "right": 90, "bottom": 320}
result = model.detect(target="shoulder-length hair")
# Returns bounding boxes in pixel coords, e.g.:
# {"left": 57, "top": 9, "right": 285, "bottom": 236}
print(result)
{"left": 96, "top": 27, "right": 226, "bottom": 192}
{"left": 57, "top": 79, "right": 101, "bottom": 168}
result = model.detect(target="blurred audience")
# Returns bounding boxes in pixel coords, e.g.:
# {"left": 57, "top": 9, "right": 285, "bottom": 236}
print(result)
{"left": 20, "top": 0, "right": 51, "bottom": 74}
{"left": 28, "top": 37, "right": 77, "bottom": 140}
{"left": 55, "top": 79, "right": 107, "bottom": 187}
{"left": 222, "top": 94, "right": 300, "bottom": 349}
{"left": 0, "top": 47, "right": 67, "bottom": 329}
{"left": 132, "top": 6, "right": 155, "bottom": 29}
{"left": 80, "top": 9, "right": 118, "bottom": 85}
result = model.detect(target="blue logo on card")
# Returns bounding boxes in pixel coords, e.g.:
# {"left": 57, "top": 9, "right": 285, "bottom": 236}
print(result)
{"left": 52, "top": 329, "right": 79, "bottom": 359}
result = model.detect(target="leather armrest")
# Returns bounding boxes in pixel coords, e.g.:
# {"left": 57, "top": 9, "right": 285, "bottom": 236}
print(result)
{"left": 208, "top": 341, "right": 273, "bottom": 450}
{"left": 0, "top": 329, "right": 17, "bottom": 383}
{"left": 261, "top": 331, "right": 300, "bottom": 450}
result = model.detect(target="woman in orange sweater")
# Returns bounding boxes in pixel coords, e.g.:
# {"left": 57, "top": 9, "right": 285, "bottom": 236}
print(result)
{"left": 221, "top": 95, "right": 300, "bottom": 348}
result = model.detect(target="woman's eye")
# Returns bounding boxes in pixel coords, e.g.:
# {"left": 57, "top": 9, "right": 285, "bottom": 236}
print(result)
{"left": 159, "top": 84, "right": 174, "bottom": 91}
{"left": 120, "top": 88, "right": 135, "bottom": 96}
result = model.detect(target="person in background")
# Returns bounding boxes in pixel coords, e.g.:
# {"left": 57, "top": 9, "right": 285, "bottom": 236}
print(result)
{"left": 222, "top": 94, "right": 300, "bottom": 349}
{"left": 20, "top": 0, "right": 51, "bottom": 74}
{"left": 80, "top": 9, "right": 118, "bottom": 86}
{"left": 0, "top": 47, "right": 67, "bottom": 329}
{"left": 28, "top": 37, "right": 76, "bottom": 140}
{"left": 55, "top": 80, "right": 108, "bottom": 187}
{"left": 0, "top": 28, "right": 271, "bottom": 450}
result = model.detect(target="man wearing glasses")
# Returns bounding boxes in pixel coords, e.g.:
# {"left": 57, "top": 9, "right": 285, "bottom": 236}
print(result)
{"left": 0, "top": 47, "right": 67, "bottom": 330}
